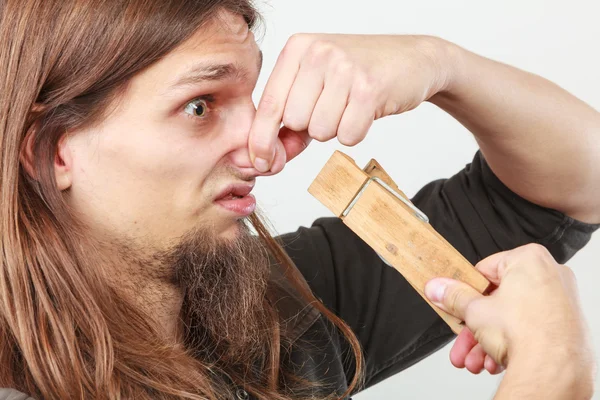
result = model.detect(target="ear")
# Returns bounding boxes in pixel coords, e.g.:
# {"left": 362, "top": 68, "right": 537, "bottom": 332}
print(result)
{"left": 20, "top": 130, "right": 73, "bottom": 191}
{"left": 20, "top": 129, "right": 37, "bottom": 180}
{"left": 54, "top": 135, "right": 73, "bottom": 191}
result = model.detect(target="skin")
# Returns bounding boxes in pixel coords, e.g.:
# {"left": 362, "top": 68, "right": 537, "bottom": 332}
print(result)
{"left": 248, "top": 34, "right": 600, "bottom": 224}
{"left": 63, "top": 13, "right": 263, "bottom": 244}
{"left": 425, "top": 244, "right": 596, "bottom": 399}
{"left": 56, "top": 11, "right": 267, "bottom": 336}
{"left": 48, "top": 8, "right": 598, "bottom": 395}
{"left": 246, "top": 32, "right": 600, "bottom": 375}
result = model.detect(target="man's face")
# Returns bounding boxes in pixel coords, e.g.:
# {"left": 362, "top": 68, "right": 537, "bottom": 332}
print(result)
{"left": 65, "top": 11, "right": 264, "bottom": 249}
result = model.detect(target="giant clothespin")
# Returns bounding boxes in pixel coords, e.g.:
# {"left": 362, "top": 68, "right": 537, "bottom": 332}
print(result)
{"left": 308, "top": 151, "right": 491, "bottom": 334}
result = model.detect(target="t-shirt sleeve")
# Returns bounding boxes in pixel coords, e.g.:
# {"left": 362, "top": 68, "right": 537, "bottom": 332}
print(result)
{"left": 412, "top": 150, "right": 599, "bottom": 265}
{"left": 277, "top": 150, "right": 599, "bottom": 392}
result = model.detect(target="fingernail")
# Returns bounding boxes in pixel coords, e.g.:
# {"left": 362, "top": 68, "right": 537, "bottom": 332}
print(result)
{"left": 425, "top": 279, "right": 448, "bottom": 303}
{"left": 254, "top": 157, "right": 270, "bottom": 173}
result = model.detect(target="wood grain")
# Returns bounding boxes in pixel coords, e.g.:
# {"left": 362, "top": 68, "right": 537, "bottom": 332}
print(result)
{"left": 309, "top": 151, "right": 491, "bottom": 334}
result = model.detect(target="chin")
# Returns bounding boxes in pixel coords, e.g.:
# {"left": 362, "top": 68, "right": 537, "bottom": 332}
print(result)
{"left": 217, "top": 219, "right": 245, "bottom": 241}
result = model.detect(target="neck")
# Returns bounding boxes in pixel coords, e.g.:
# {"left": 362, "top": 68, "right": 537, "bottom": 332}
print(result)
{"left": 97, "top": 236, "right": 185, "bottom": 342}
{"left": 95, "top": 221, "right": 272, "bottom": 358}
{"left": 124, "top": 275, "right": 184, "bottom": 341}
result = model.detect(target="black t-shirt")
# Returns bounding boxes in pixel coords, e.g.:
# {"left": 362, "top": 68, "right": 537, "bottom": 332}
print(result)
{"left": 3, "top": 151, "right": 597, "bottom": 399}
{"left": 277, "top": 150, "right": 599, "bottom": 394}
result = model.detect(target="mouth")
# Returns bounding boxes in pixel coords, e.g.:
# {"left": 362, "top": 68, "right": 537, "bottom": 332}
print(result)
{"left": 214, "top": 181, "right": 257, "bottom": 217}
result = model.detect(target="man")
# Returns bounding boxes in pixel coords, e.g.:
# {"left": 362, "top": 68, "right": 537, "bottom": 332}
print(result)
{"left": 0, "top": 0, "right": 598, "bottom": 399}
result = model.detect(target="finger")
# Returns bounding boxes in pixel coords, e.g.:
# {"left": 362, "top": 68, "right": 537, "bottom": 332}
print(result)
{"left": 484, "top": 354, "right": 503, "bottom": 375}
{"left": 425, "top": 277, "right": 483, "bottom": 321}
{"left": 249, "top": 41, "right": 308, "bottom": 172}
{"left": 450, "top": 328, "right": 478, "bottom": 368}
{"left": 278, "top": 127, "right": 312, "bottom": 162}
{"left": 465, "top": 343, "right": 486, "bottom": 374}
{"left": 475, "top": 243, "right": 555, "bottom": 286}
{"left": 473, "top": 251, "right": 511, "bottom": 286}
{"left": 307, "top": 63, "right": 352, "bottom": 142}
{"left": 268, "top": 138, "right": 287, "bottom": 175}
{"left": 282, "top": 60, "right": 325, "bottom": 133}
{"left": 336, "top": 81, "right": 375, "bottom": 146}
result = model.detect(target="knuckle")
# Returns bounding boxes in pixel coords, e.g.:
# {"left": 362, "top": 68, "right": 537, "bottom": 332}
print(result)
{"left": 286, "top": 33, "right": 304, "bottom": 47}
{"left": 282, "top": 112, "right": 307, "bottom": 132}
{"left": 287, "top": 32, "right": 313, "bottom": 47}
{"left": 352, "top": 74, "right": 377, "bottom": 103}
{"left": 285, "top": 33, "right": 309, "bottom": 54}
{"left": 523, "top": 243, "right": 554, "bottom": 264}
{"left": 363, "top": 71, "right": 379, "bottom": 88}
{"left": 524, "top": 242, "right": 543, "bottom": 253}
{"left": 307, "top": 40, "right": 336, "bottom": 66}
{"left": 337, "top": 124, "right": 366, "bottom": 146}
{"left": 337, "top": 134, "right": 360, "bottom": 147}
{"left": 523, "top": 243, "right": 549, "bottom": 256}
{"left": 333, "top": 58, "right": 354, "bottom": 78}
{"left": 308, "top": 123, "right": 333, "bottom": 142}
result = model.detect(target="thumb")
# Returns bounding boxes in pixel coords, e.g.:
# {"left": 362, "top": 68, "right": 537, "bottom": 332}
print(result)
{"left": 425, "top": 277, "right": 483, "bottom": 322}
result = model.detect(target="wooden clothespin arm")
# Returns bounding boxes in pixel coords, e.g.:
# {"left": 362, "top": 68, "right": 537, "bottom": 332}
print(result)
{"left": 308, "top": 151, "right": 491, "bottom": 334}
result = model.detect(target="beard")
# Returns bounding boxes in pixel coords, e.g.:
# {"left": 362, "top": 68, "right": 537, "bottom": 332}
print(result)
{"left": 167, "top": 220, "right": 272, "bottom": 362}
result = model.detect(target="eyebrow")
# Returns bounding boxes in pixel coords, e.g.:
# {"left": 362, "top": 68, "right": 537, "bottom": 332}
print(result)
{"left": 168, "top": 49, "right": 264, "bottom": 91}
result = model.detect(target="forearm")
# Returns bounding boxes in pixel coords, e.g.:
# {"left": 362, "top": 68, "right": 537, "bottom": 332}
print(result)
{"left": 494, "top": 352, "right": 594, "bottom": 400}
{"left": 429, "top": 38, "right": 600, "bottom": 223}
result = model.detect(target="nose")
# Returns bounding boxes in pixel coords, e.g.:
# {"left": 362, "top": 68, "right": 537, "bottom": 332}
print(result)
{"left": 225, "top": 104, "right": 286, "bottom": 177}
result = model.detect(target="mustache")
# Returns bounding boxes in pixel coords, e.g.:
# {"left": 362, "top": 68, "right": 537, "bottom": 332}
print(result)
{"left": 219, "top": 165, "right": 259, "bottom": 183}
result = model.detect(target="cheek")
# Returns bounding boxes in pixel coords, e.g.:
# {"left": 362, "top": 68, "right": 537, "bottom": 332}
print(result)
{"left": 73, "top": 127, "right": 182, "bottom": 192}
{"left": 66, "top": 120, "right": 222, "bottom": 238}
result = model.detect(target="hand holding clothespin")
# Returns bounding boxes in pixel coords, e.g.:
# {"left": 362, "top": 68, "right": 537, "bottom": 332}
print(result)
{"left": 308, "top": 151, "right": 492, "bottom": 334}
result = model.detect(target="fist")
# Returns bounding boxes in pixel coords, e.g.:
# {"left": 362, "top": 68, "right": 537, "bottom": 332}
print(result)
{"left": 248, "top": 34, "right": 451, "bottom": 173}
{"left": 425, "top": 244, "right": 594, "bottom": 375}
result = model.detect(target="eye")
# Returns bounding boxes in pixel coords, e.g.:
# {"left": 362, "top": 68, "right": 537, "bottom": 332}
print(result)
{"left": 184, "top": 97, "right": 211, "bottom": 118}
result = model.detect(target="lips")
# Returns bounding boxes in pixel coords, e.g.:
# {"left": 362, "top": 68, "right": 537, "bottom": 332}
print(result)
{"left": 214, "top": 182, "right": 255, "bottom": 201}
{"left": 213, "top": 181, "right": 257, "bottom": 217}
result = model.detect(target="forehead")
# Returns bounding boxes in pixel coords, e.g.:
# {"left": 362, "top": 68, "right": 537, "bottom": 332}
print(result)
{"left": 176, "top": 11, "right": 256, "bottom": 57}
{"left": 131, "top": 11, "right": 259, "bottom": 94}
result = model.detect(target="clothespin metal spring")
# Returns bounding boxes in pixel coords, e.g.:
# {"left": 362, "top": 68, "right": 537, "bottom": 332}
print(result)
{"left": 341, "top": 176, "right": 430, "bottom": 267}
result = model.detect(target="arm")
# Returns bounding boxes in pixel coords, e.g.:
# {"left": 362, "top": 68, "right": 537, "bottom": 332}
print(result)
{"left": 429, "top": 40, "right": 600, "bottom": 224}
{"left": 495, "top": 356, "right": 592, "bottom": 400}
{"left": 259, "top": 32, "right": 599, "bottom": 392}
{"left": 279, "top": 152, "right": 598, "bottom": 392}
{"left": 425, "top": 245, "right": 596, "bottom": 400}
{"left": 249, "top": 33, "right": 600, "bottom": 223}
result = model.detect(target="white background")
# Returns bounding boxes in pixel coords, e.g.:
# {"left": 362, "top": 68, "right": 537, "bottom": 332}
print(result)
{"left": 251, "top": 1, "right": 600, "bottom": 398}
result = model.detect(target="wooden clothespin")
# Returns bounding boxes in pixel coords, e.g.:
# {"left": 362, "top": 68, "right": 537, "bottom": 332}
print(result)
{"left": 308, "top": 151, "right": 491, "bottom": 334}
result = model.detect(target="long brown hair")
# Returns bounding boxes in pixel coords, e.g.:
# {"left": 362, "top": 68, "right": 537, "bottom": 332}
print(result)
{"left": 0, "top": 0, "right": 363, "bottom": 398}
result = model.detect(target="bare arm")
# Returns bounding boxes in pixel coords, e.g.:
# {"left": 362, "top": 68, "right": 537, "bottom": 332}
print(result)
{"left": 425, "top": 244, "right": 596, "bottom": 400}
{"left": 495, "top": 355, "right": 592, "bottom": 400}
{"left": 430, "top": 40, "right": 600, "bottom": 224}
{"left": 249, "top": 33, "right": 600, "bottom": 224}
